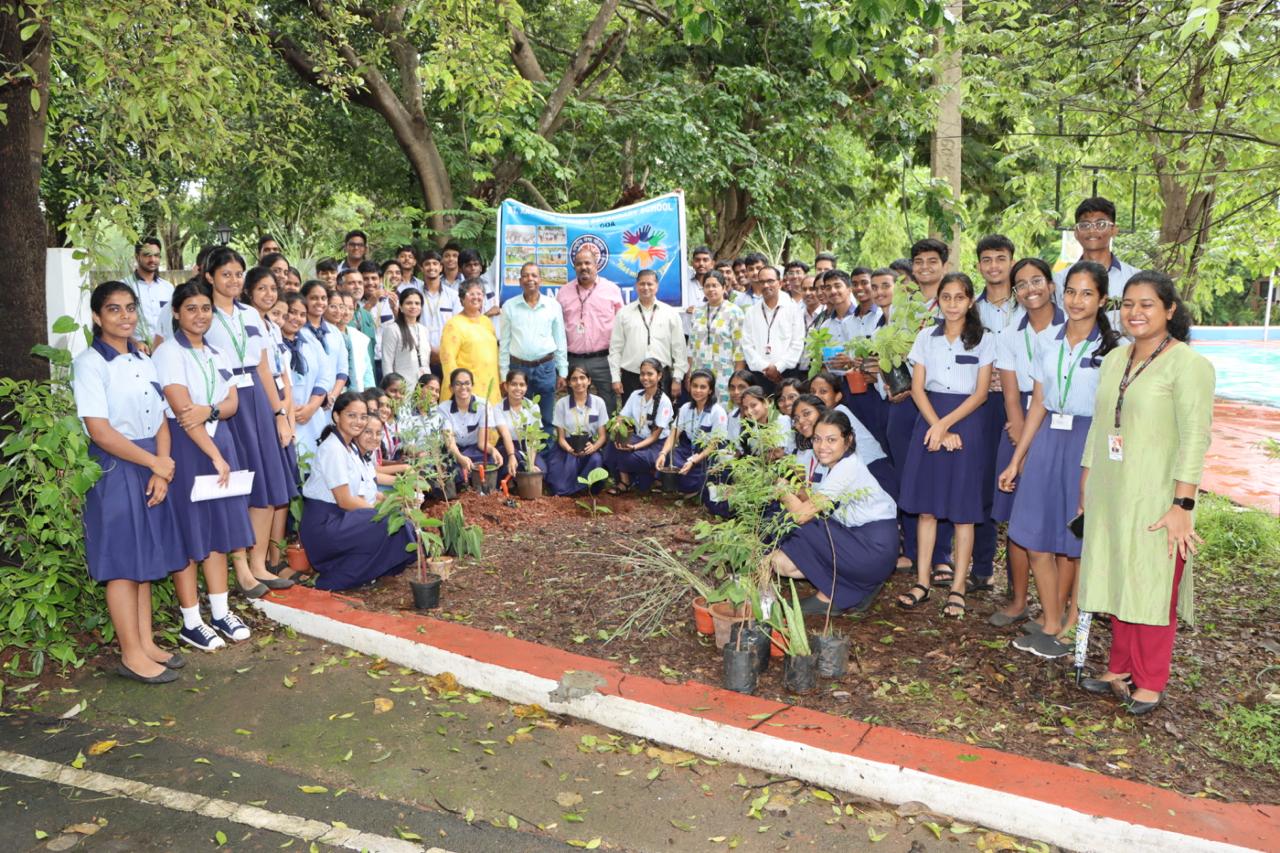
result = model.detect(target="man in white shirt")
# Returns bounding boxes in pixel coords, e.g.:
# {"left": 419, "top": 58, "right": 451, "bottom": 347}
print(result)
{"left": 682, "top": 245, "right": 714, "bottom": 337}
{"left": 609, "top": 270, "right": 687, "bottom": 401}
{"left": 126, "top": 237, "right": 174, "bottom": 352}
{"left": 741, "top": 266, "right": 804, "bottom": 393}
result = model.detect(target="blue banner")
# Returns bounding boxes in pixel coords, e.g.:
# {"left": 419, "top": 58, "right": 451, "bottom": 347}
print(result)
{"left": 494, "top": 191, "right": 689, "bottom": 307}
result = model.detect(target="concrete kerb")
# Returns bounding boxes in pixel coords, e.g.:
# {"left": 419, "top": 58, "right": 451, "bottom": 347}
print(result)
{"left": 254, "top": 591, "right": 1277, "bottom": 853}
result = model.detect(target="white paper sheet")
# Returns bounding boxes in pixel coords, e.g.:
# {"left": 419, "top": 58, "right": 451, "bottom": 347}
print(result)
{"left": 190, "top": 470, "right": 255, "bottom": 502}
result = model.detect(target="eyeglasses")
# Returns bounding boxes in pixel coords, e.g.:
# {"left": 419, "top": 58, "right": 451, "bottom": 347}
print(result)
{"left": 1014, "top": 277, "right": 1049, "bottom": 291}
{"left": 1074, "top": 220, "right": 1114, "bottom": 232}
{"left": 139, "top": 251, "right": 161, "bottom": 258}
{"left": 452, "top": 380, "right": 473, "bottom": 388}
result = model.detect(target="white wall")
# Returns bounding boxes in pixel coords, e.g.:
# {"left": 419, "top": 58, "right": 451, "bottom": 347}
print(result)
{"left": 46, "top": 248, "right": 91, "bottom": 362}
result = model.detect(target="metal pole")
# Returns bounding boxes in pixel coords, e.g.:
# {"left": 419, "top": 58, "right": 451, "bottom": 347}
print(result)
{"left": 1265, "top": 270, "right": 1276, "bottom": 343}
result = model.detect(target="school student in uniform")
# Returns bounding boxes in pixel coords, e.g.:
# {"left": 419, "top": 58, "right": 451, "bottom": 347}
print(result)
{"left": 735, "top": 386, "right": 794, "bottom": 459}
{"left": 279, "top": 293, "right": 329, "bottom": 463}
{"left": 498, "top": 368, "right": 548, "bottom": 477}
{"left": 807, "top": 370, "right": 896, "bottom": 498}
{"left": 153, "top": 281, "right": 257, "bottom": 651}
{"left": 544, "top": 365, "right": 609, "bottom": 496}
{"left": 604, "top": 358, "right": 674, "bottom": 493}
{"left": 897, "top": 273, "right": 995, "bottom": 619}
{"left": 724, "top": 369, "right": 754, "bottom": 444}
{"left": 299, "top": 393, "right": 416, "bottom": 591}
{"left": 244, "top": 267, "right": 302, "bottom": 574}
{"left": 986, "top": 258, "right": 1065, "bottom": 627}
{"left": 768, "top": 411, "right": 899, "bottom": 615}
{"left": 656, "top": 369, "right": 729, "bottom": 495}
{"left": 998, "top": 261, "right": 1119, "bottom": 658}
{"left": 74, "top": 281, "right": 190, "bottom": 683}
{"left": 299, "top": 278, "right": 347, "bottom": 411}
{"left": 438, "top": 367, "right": 505, "bottom": 485}
{"left": 789, "top": 393, "right": 826, "bottom": 466}
{"left": 204, "top": 248, "right": 295, "bottom": 593}
{"left": 378, "top": 372, "right": 408, "bottom": 459}
{"left": 775, "top": 377, "right": 803, "bottom": 419}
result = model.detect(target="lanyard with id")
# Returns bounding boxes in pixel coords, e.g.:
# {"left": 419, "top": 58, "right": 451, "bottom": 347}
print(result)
{"left": 705, "top": 305, "right": 721, "bottom": 346}
{"left": 1109, "top": 335, "right": 1172, "bottom": 461}
{"left": 1049, "top": 336, "right": 1086, "bottom": 430}
{"left": 761, "top": 303, "right": 780, "bottom": 355}
{"left": 186, "top": 346, "right": 219, "bottom": 436}
{"left": 216, "top": 307, "right": 253, "bottom": 388}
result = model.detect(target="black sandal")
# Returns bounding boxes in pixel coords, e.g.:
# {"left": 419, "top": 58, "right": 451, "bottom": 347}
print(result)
{"left": 896, "top": 584, "right": 931, "bottom": 610}
{"left": 942, "top": 591, "right": 967, "bottom": 619}
{"left": 930, "top": 567, "right": 955, "bottom": 588}
{"left": 966, "top": 575, "right": 994, "bottom": 593}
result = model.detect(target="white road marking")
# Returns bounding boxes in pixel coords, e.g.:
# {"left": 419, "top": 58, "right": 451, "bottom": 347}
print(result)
{"left": 0, "top": 748, "right": 449, "bottom": 853}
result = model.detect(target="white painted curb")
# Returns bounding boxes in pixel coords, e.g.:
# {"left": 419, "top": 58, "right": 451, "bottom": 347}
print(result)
{"left": 255, "top": 598, "right": 1264, "bottom": 853}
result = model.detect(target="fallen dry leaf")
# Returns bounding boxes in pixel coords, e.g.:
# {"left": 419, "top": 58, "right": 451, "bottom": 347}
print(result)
{"left": 63, "top": 823, "right": 100, "bottom": 836}
{"left": 512, "top": 703, "right": 548, "bottom": 719}
{"left": 977, "top": 831, "right": 1022, "bottom": 852}
{"left": 645, "top": 745, "right": 697, "bottom": 765}
{"left": 86, "top": 740, "right": 117, "bottom": 756}
{"left": 555, "top": 791, "right": 584, "bottom": 808}
{"left": 373, "top": 697, "right": 394, "bottom": 714}
{"left": 425, "top": 672, "right": 460, "bottom": 695}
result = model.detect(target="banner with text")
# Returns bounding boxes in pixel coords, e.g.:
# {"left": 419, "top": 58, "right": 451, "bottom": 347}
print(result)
{"left": 495, "top": 191, "right": 689, "bottom": 307}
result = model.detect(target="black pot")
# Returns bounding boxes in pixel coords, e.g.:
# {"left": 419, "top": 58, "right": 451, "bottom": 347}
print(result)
{"left": 722, "top": 646, "right": 758, "bottom": 694}
{"left": 884, "top": 363, "right": 912, "bottom": 396}
{"left": 813, "top": 634, "right": 850, "bottom": 679}
{"left": 658, "top": 467, "right": 681, "bottom": 492}
{"left": 782, "top": 651, "right": 819, "bottom": 694}
{"left": 566, "top": 433, "right": 591, "bottom": 454}
{"left": 426, "top": 475, "right": 456, "bottom": 502}
{"left": 728, "top": 623, "right": 770, "bottom": 674}
{"left": 409, "top": 574, "right": 442, "bottom": 610}
{"left": 469, "top": 466, "right": 498, "bottom": 494}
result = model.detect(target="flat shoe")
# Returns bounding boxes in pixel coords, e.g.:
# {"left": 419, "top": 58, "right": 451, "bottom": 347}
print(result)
{"left": 800, "top": 595, "right": 836, "bottom": 615}
{"left": 849, "top": 582, "right": 884, "bottom": 615}
{"left": 160, "top": 652, "right": 186, "bottom": 670}
{"left": 236, "top": 579, "right": 269, "bottom": 599}
{"left": 987, "top": 608, "right": 1029, "bottom": 628}
{"left": 117, "top": 662, "right": 179, "bottom": 684}
{"left": 1080, "top": 675, "right": 1133, "bottom": 697}
{"left": 1020, "top": 619, "right": 1046, "bottom": 636}
{"left": 1012, "top": 631, "right": 1071, "bottom": 658}
{"left": 257, "top": 576, "right": 295, "bottom": 590}
{"left": 1126, "top": 694, "right": 1162, "bottom": 716}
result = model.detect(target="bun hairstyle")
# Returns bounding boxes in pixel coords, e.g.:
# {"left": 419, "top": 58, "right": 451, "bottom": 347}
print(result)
{"left": 169, "top": 280, "right": 214, "bottom": 335}
{"left": 938, "top": 272, "right": 985, "bottom": 351}
{"left": 89, "top": 280, "right": 138, "bottom": 338}
{"left": 1123, "top": 271, "right": 1193, "bottom": 343}
{"left": 1063, "top": 260, "right": 1121, "bottom": 359}
{"left": 318, "top": 390, "right": 366, "bottom": 445}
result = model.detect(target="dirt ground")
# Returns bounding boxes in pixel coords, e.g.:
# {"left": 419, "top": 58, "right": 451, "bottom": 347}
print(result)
{"left": 339, "top": 489, "right": 1277, "bottom": 805}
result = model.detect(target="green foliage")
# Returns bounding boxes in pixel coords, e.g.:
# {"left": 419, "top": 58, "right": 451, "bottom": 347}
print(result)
{"left": 515, "top": 401, "right": 551, "bottom": 474}
{"left": 0, "top": 376, "right": 174, "bottom": 674}
{"left": 575, "top": 467, "right": 612, "bottom": 515}
{"left": 1214, "top": 702, "right": 1280, "bottom": 772}
{"left": 373, "top": 465, "right": 445, "bottom": 580}
{"left": 869, "top": 287, "right": 931, "bottom": 371}
{"left": 802, "top": 327, "right": 837, "bottom": 380}
{"left": 769, "top": 580, "right": 812, "bottom": 657}
{"left": 605, "top": 410, "right": 636, "bottom": 444}
{"left": 441, "top": 503, "right": 483, "bottom": 560}
{"left": 1194, "top": 494, "right": 1280, "bottom": 575}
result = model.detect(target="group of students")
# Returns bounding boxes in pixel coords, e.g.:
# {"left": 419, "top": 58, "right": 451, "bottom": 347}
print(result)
{"left": 77, "top": 204, "right": 1213, "bottom": 715}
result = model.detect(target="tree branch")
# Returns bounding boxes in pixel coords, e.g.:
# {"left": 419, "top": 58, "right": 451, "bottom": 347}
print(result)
{"left": 516, "top": 177, "right": 550, "bottom": 208}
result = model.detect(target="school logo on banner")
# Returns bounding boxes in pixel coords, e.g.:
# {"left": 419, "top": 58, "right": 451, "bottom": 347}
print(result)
{"left": 495, "top": 191, "right": 690, "bottom": 307}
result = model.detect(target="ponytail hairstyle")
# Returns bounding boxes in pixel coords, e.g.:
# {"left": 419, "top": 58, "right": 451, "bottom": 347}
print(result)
{"left": 1123, "top": 270, "right": 1192, "bottom": 343}
{"left": 686, "top": 368, "right": 716, "bottom": 411}
{"left": 1063, "top": 260, "right": 1122, "bottom": 360}
{"left": 815, "top": 408, "right": 857, "bottom": 459}
{"left": 638, "top": 357, "right": 666, "bottom": 429}
{"left": 318, "top": 390, "right": 366, "bottom": 446}
{"left": 89, "top": 280, "right": 138, "bottom": 339}
{"left": 170, "top": 280, "right": 214, "bottom": 335}
{"left": 396, "top": 287, "right": 424, "bottom": 351}
{"left": 202, "top": 246, "right": 247, "bottom": 298}
{"left": 939, "top": 272, "right": 984, "bottom": 350}
{"left": 243, "top": 266, "right": 276, "bottom": 311}
{"left": 790, "top": 393, "right": 827, "bottom": 451}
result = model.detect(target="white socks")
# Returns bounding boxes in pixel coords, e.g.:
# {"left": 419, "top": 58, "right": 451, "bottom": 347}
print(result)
{"left": 209, "top": 592, "right": 229, "bottom": 621}
{"left": 180, "top": 605, "right": 203, "bottom": 630}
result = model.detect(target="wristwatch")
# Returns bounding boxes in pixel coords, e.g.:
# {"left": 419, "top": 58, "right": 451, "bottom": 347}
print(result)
{"left": 275, "top": 408, "right": 287, "bottom": 417}
{"left": 1171, "top": 497, "right": 1196, "bottom": 511}
{"left": 206, "top": 405, "right": 221, "bottom": 423}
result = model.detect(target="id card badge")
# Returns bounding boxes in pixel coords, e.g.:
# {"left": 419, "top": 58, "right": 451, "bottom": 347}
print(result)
{"left": 764, "top": 345, "right": 772, "bottom": 356}
{"left": 1107, "top": 433, "right": 1123, "bottom": 461}
{"left": 1050, "top": 413, "right": 1074, "bottom": 431}
{"left": 275, "top": 376, "right": 285, "bottom": 394}
{"left": 235, "top": 372, "right": 254, "bottom": 389}
{"left": 205, "top": 419, "right": 218, "bottom": 438}
{"left": 576, "top": 323, "right": 585, "bottom": 335}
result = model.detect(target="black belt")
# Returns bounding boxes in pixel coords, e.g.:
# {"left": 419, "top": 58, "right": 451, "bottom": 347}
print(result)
{"left": 511, "top": 352, "right": 556, "bottom": 366}
{"left": 569, "top": 349, "right": 609, "bottom": 359}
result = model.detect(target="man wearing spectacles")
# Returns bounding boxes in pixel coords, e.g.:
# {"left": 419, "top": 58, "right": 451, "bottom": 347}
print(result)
{"left": 1054, "top": 197, "right": 1139, "bottom": 303}
{"left": 126, "top": 237, "right": 174, "bottom": 352}
{"left": 337, "top": 229, "right": 368, "bottom": 274}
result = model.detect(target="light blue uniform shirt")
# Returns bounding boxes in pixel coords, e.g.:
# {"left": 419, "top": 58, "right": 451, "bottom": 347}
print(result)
{"left": 438, "top": 397, "right": 491, "bottom": 448}
{"left": 418, "top": 286, "right": 462, "bottom": 350}
{"left": 125, "top": 273, "right": 174, "bottom": 346}
{"left": 974, "top": 289, "right": 1023, "bottom": 335}
{"left": 821, "top": 303, "right": 882, "bottom": 344}
{"left": 302, "top": 433, "right": 364, "bottom": 503}
{"left": 499, "top": 294, "right": 568, "bottom": 378}
{"left": 994, "top": 306, "right": 1066, "bottom": 393}
{"left": 497, "top": 399, "right": 542, "bottom": 436}
{"left": 810, "top": 453, "right": 897, "bottom": 527}
{"left": 620, "top": 389, "right": 674, "bottom": 440}
{"left": 204, "top": 302, "right": 267, "bottom": 384}
{"left": 832, "top": 403, "right": 887, "bottom": 467}
{"left": 735, "top": 413, "right": 794, "bottom": 455}
{"left": 301, "top": 321, "right": 345, "bottom": 389}
{"left": 1030, "top": 324, "right": 1106, "bottom": 417}
{"left": 285, "top": 332, "right": 330, "bottom": 460}
{"left": 152, "top": 332, "right": 234, "bottom": 416}
{"left": 907, "top": 323, "right": 996, "bottom": 395}
{"left": 675, "top": 402, "right": 729, "bottom": 444}
{"left": 1052, "top": 254, "right": 1140, "bottom": 304}
{"left": 553, "top": 394, "right": 608, "bottom": 437}
{"left": 72, "top": 339, "right": 167, "bottom": 441}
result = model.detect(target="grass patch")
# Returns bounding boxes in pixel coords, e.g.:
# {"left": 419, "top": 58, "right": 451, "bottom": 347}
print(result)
{"left": 1214, "top": 703, "right": 1280, "bottom": 772}
{"left": 1193, "top": 494, "right": 1280, "bottom": 611}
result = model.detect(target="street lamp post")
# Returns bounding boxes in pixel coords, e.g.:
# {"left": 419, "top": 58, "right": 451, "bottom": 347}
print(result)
{"left": 213, "top": 223, "right": 233, "bottom": 246}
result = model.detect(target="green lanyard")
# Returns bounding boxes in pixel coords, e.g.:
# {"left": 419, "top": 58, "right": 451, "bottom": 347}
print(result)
{"left": 185, "top": 346, "right": 217, "bottom": 405}
{"left": 1023, "top": 326, "right": 1034, "bottom": 364}
{"left": 1055, "top": 336, "right": 1087, "bottom": 411}
{"left": 216, "top": 307, "right": 248, "bottom": 365}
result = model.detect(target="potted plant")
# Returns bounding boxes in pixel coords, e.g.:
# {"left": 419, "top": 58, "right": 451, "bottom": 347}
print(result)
{"left": 772, "top": 579, "right": 818, "bottom": 694}
{"left": 605, "top": 406, "right": 636, "bottom": 445}
{"left": 395, "top": 384, "right": 455, "bottom": 501}
{"left": 514, "top": 398, "right": 550, "bottom": 500}
{"left": 441, "top": 501, "right": 483, "bottom": 559}
{"left": 373, "top": 464, "right": 448, "bottom": 610}
{"left": 843, "top": 337, "right": 876, "bottom": 394}
{"left": 870, "top": 287, "right": 932, "bottom": 396}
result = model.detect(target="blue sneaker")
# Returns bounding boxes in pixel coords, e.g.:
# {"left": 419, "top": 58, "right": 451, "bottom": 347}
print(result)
{"left": 210, "top": 613, "right": 250, "bottom": 642}
{"left": 179, "top": 622, "right": 226, "bottom": 652}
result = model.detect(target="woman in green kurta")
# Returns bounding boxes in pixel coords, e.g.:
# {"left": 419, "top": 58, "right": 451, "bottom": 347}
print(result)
{"left": 1077, "top": 271, "right": 1215, "bottom": 715}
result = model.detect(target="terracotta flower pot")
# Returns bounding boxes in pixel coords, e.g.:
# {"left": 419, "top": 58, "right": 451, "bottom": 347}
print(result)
{"left": 691, "top": 596, "right": 715, "bottom": 636}
{"left": 516, "top": 470, "right": 543, "bottom": 500}
{"left": 769, "top": 628, "right": 786, "bottom": 658}
{"left": 285, "top": 544, "right": 311, "bottom": 574}
{"left": 845, "top": 370, "right": 869, "bottom": 394}
{"left": 709, "top": 601, "right": 751, "bottom": 650}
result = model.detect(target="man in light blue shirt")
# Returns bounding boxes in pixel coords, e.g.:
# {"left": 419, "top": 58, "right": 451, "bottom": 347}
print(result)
{"left": 1052, "top": 197, "right": 1140, "bottom": 303}
{"left": 126, "top": 237, "right": 174, "bottom": 352}
{"left": 500, "top": 263, "right": 567, "bottom": 430}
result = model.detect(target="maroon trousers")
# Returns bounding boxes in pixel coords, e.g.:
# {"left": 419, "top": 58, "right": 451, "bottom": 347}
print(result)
{"left": 1106, "top": 553, "right": 1185, "bottom": 692}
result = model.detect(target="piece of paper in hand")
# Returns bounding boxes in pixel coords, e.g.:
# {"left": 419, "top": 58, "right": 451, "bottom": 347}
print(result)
{"left": 190, "top": 470, "right": 255, "bottom": 502}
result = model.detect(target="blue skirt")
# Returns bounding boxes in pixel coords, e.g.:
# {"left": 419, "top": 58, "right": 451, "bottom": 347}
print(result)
{"left": 898, "top": 391, "right": 992, "bottom": 524}
{"left": 668, "top": 435, "right": 710, "bottom": 495}
{"left": 544, "top": 445, "right": 605, "bottom": 496}
{"left": 844, "top": 387, "right": 888, "bottom": 451}
{"left": 884, "top": 395, "right": 919, "bottom": 470}
{"left": 1008, "top": 414, "right": 1091, "bottom": 558}
{"left": 282, "top": 441, "right": 302, "bottom": 495}
{"left": 867, "top": 457, "right": 899, "bottom": 502}
{"left": 299, "top": 499, "right": 414, "bottom": 591}
{"left": 779, "top": 517, "right": 898, "bottom": 610}
{"left": 84, "top": 438, "right": 189, "bottom": 583}
{"left": 168, "top": 418, "right": 256, "bottom": 561}
{"left": 990, "top": 392, "right": 1030, "bottom": 521}
{"left": 225, "top": 378, "right": 294, "bottom": 508}
{"left": 603, "top": 433, "right": 662, "bottom": 490}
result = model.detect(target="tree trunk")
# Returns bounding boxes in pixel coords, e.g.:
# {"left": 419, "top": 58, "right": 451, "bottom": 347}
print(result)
{"left": 0, "top": 10, "right": 51, "bottom": 381}
{"left": 929, "top": 0, "right": 963, "bottom": 259}
{"left": 708, "top": 186, "right": 757, "bottom": 259}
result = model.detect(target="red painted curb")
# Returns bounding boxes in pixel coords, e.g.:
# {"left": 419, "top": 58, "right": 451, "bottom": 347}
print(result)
{"left": 265, "top": 585, "right": 1280, "bottom": 850}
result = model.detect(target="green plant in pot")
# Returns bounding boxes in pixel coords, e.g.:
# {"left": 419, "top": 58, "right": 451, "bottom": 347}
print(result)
{"left": 605, "top": 404, "right": 636, "bottom": 444}
{"left": 396, "top": 383, "right": 455, "bottom": 501}
{"left": 441, "top": 501, "right": 483, "bottom": 559}
{"left": 871, "top": 287, "right": 932, "bottom": 396}
{"left": 802, "top": 326, "right": 838, "bottom": 380}
{"left": 374, "top": 465, "right": 448, "bottom": 610}
{"left": 513, "top": 396, "right": 549, "bottom": 500}
{"left": 771, "top": 579, "right": 819, "bottom": 694}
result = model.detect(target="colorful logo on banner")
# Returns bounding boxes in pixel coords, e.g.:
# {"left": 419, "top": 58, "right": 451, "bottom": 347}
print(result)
{"left": 495, "top": 192, "right": 689, "bottom": 307}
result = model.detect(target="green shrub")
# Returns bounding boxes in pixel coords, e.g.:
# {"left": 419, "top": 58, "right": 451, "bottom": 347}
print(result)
{"left": 1215, "top": 702, "right": 1280, "bottom": 772}
{"left": 0, "top": 376, "right": 178, "bottom": 675}
{"left": 1195, "top": 493, "right": 1280, "bottom": 574}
